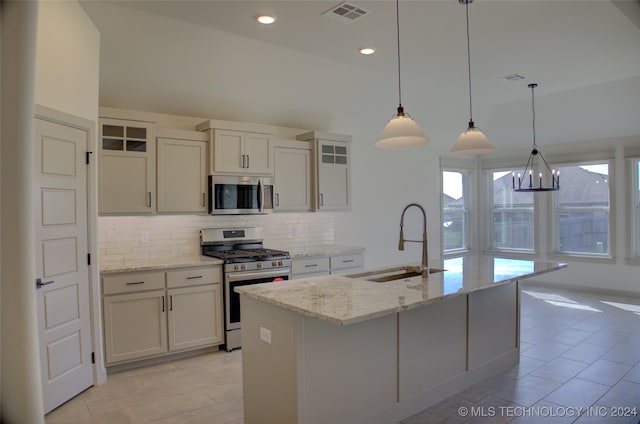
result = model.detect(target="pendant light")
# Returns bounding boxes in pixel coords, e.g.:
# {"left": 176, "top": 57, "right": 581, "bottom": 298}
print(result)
{"left": 450, "top": 0, "right": 494, "bottom": 155}
{"left": 375, "top": 0, "right": 429, "bottom": 149}
{"left": 512, "top": 83, "right": 559, "bottom": 192}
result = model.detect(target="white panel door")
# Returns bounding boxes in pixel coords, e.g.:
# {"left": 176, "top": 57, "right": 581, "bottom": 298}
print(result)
{"left": 35, "top": 118, "right": 93, "bottom": 413}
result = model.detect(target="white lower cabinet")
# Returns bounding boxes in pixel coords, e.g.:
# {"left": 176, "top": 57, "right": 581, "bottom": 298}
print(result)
{"left": 292, "top": 250, "right": 364, "bottom": 279}
{"left": 167, "top": 284, "right": 222, "bottom": 351}
{"left": 102, "top": 265, "right": 223, "bottom": 366}
{"left": 103, "top": 289, "right": 168, "bottom": 364}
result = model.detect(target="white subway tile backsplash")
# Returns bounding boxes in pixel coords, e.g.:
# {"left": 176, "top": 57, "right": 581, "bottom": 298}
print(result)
{"left": 98, "top": 213, "right": 335, "bottom": 268}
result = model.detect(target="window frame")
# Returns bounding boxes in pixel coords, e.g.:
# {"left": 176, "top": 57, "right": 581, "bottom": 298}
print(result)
{"left": 629, "top": 158, "right": 640, "bottom": 260}
{"left": 550, "top": 159, "right": 614, "bottom": 259}
{"left": 441, "top": 168, "right": 471, "bottom": 255}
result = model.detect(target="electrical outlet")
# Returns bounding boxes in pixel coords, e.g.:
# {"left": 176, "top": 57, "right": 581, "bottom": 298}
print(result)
{"left": 141, "top": 231, "right": 149, "bottom": 243}
{"left": 260, "top": 327, "right": 272, "bottom": 344}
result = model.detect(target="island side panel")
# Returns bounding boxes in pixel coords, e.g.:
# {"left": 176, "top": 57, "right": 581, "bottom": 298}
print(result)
{"left": 398, "top": 294, "right": 468, "bottom": 402}
{"left": 468, "top": 281, "right": 518, "bottom": 369}
{"left": 240, "top": 295, "right": 300, "bottom": 424}
{"left": 300, "top": 313, "right": 398, "bottom": 424}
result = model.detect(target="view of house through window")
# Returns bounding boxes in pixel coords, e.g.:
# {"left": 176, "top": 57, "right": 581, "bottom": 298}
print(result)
{"left": 492, "top": 171, "right": 534, "bottom": 251}
{"left": 442, "top": 170, "right": 467, "bottom": 252}
{"left": 556, "top": 163, "right": 610, "bottom": 255}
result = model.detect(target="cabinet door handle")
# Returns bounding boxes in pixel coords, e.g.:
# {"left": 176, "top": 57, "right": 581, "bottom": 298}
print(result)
{"left": 161, "top": 295, "right": 165, "bottom": 312}
{"left": 169, "top": 295, "right": 173, "bottom": 311}
{"left": 147, "top": 192, "right": 152, "bottom": 207}
{"left": 276, "top": 192, "right": 280, "bottom": 207}
{"left": 202, "top": 193, "right": 206, "bottom": 207}
{"left": 126, "top": 281, "right": 145, "bottom": 286}
{"left": 320, "top": 193, "right": 324, "bottom": 206}
{"left": 36, "top": 278, "right": 55, "bottom": 289}
{"left": 246, "top": 155, "right": 250, "bottom": 168}
{"left": 241, "top": 154, "right": 246, "bottom": 168}
{"left": 186, "top": 275, "right": 203, "bottom": 280}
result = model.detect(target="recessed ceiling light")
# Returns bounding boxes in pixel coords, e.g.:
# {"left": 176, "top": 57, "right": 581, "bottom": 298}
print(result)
{"left": 256, "top": 14, "right": 277, "bottom": 25}
{"left": 359, "top": 47, "right": 375, "bottom": 55}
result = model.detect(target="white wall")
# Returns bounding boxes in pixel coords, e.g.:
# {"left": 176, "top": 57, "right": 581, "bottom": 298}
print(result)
{"left": 35, "top": 1, "right": 100, "bottom": 122}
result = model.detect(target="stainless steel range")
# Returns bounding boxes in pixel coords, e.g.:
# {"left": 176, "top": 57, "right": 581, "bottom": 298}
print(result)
{"left": 200, "top": 227, "right": 291, "bottom": 351}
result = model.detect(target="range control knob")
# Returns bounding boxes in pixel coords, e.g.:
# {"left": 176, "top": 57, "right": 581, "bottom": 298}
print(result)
{"left": 278, "top": 261, "right": 283, "bottom": 266}
{"left": 257, "top": 263, "right": 262, "bottom": 269}
{"left": 241, "top": 264, "right": 246, "bottom": 270}
{"left": 233, "top": 265, "right": 239, "bottom": 271}
{"left": 272, "top": 261, "right": 277, "bottom": 266}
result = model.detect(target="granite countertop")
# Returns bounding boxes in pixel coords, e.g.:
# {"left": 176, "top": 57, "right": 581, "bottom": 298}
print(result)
{"left": 235, "top": 255, "right": 567, "bottom": 326}
{"left": 287, "top": 244, "right": 365, "bottom": 258}
{"left": 100, "top": 255, "right": 223, "bottom": 274}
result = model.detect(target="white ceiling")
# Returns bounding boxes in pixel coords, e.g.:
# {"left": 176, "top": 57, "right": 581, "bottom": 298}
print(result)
{"left": 80, "top": 0, "right": 640, "bottom": 151}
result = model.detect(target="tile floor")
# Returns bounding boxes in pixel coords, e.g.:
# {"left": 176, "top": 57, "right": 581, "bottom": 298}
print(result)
{"left": 46, "top": 285, "right": 640, "bottom": 424}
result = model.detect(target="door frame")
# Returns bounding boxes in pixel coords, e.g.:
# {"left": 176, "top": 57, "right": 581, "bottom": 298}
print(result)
{"left": 35, "top": 104, "right": 106, "bottom": 386}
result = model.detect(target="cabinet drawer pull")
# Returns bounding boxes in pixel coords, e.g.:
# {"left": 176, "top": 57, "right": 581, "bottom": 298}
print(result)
{"left": 342, "top": 259, "right": 355, "bottom": 263}
{"left": 126, "top": 281, "right": 145, "bottom": 285}
{"left": 305, "top": 264, "right": 318, "bottom": 268}
{"left": 186, "top": 275, "right": 203, "bottom": 280}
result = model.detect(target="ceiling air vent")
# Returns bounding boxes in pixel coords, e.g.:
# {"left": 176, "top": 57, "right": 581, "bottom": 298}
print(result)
{"left": 498, "top": 74, "right": 526, "bottom": 83}
{"left": 323, "top": 2, "right": 369, "bottom": 23}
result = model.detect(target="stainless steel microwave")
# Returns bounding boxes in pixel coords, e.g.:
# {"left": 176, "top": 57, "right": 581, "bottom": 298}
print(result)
{"left": 208, "top": 175, "right": 274, "bottom": 215}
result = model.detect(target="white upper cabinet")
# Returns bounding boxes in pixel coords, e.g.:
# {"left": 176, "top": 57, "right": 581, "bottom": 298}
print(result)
{"left": 212, "top": 129, "right": 272, "bottom": 175}
{"left": 99, "top": 118, "right": 156, "bottom": 214}
{"left": 273, "top": 140, "right": 312, "bottom": 212}
{"left": 297, "top": 131, "right": 351, "bottom": 211}
{"left": 156, "top": 129, "right": 208, "bottom": 213}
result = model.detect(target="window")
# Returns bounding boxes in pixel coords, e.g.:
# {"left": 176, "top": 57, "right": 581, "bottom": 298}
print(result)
{"left": 442, "top": 170, "right": 468, "bottom": 252}
{"left": 491, "top": 171, "right": 534, "bottom": 251}
{"left": 556, "top": 163, "right": 610, "bottom": 255}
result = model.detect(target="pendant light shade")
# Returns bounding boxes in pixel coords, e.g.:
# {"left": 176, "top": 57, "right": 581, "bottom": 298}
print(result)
{"left": 376, "top": 106, "right": 429, "bottom": 149}
{"left": 450, "top": 0, "right": 494, "bottom": 155}
{"left": 451, "top": 122, "right": 494, "bottom": 154}
{"left": 375, "top": 0, "right": 429, "bottom": 149}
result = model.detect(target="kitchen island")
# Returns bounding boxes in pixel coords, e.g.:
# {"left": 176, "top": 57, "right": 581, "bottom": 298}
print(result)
{"left": 236, "top": 256, "right": 567, "bottom": 424}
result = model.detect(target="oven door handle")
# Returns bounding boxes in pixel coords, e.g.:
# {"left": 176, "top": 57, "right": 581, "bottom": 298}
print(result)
{"left": 226, "top": 269, "right": 289, "bottom": 283}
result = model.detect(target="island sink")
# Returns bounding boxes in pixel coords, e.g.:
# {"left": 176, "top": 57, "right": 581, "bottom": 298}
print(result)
{"left": 346, "top": 265, "right": 446, "bottom": 282}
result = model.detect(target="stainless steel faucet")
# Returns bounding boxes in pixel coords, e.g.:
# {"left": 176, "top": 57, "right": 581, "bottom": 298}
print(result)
{"left": 398, "top": 203, "right": 429, "bottom": 277}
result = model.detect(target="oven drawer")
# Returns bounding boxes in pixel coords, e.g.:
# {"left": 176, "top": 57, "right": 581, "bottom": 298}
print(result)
{"left": 292, "top": 257, "right": 330, "bottom": 276}
{"left": 103, "top": 271, "right": 165, "bottom": 295}
{"left": 330, "top": 253, "right": 364, "bottom": 271}
{"left": 167, "top": 266, "right": 221, "bottom": 288}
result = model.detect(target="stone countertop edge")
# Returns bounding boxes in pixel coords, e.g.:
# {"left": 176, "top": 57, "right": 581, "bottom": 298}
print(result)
{"left": 235, "top": 260, "right": 567, "bottom": 326}
{"left": 100, "top": 256, "right": 224, "bottom": 274}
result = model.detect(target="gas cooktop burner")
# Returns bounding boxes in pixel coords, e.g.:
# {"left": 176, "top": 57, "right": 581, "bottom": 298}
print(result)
{"left": 203, "top": 248, "right": 290, "bottom": 263}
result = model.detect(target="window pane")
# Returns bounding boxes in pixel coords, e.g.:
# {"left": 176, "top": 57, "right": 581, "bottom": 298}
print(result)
{"left": 492, "top": 171, "right": 534, "bottom": 251}
{"left": 558, "top": 164, "right": 609, "bottom": 207}
{"left": 558, "top": 210, "right": 609, "bottom": 254}
{"left": 443, "top": 210, "right": 465, "bottom": 250}
{"left": 443, "top": 171, "right": 466, "bottom": 251}
{"left": 492, "top": 209, "right": 534, "bottom": 250}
